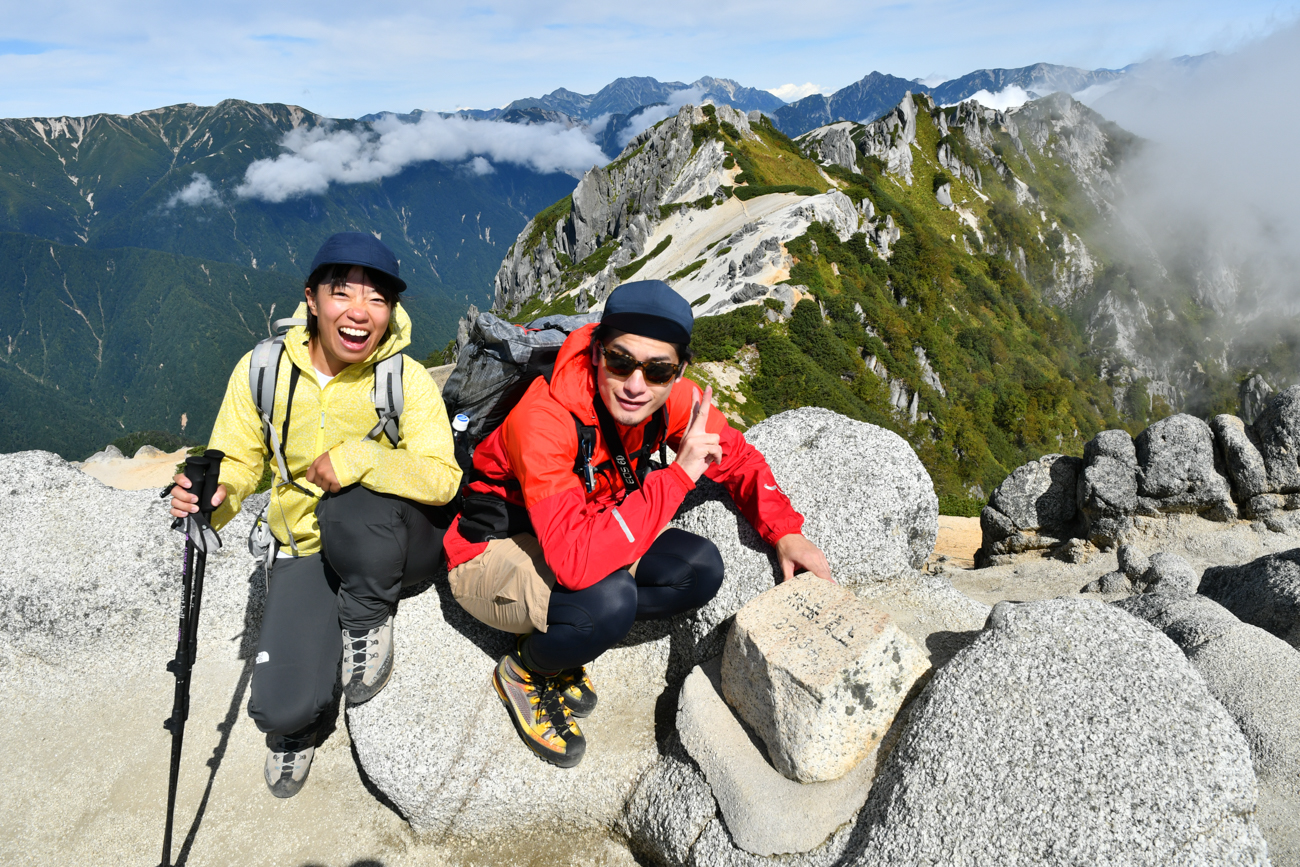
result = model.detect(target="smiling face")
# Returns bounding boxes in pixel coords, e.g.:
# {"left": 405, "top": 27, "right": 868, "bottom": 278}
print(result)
{"left": 592, "top": 330, "right": 683, "bottom": 426}
{"left": 305, "top": 265, "right": 394, "bottom": 376}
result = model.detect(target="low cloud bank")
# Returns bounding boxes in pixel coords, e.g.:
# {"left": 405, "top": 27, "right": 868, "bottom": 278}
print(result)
{"left": 948, "top": 85, "right": 1033, "bottom": 112}
{"left": 229, "top": 112, "right": 606, "bottom": 203}
{"left": 166, "top": 173, "right": 220, "bottom": 208}
{"left": 615, "top": 86, "right": 705, "bottom": 149}
{"left": 1095, "top": 22, "right": 1300, "bottom": 332}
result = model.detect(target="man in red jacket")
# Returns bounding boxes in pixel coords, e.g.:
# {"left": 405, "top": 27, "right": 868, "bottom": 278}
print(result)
{"left": 443, "top": 280, "right": 831, "bottom": 767}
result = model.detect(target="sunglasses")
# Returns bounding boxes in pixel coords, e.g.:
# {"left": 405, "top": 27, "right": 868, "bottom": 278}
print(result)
{"left": 600, "top": 344, "right": 681, "bottom": 385}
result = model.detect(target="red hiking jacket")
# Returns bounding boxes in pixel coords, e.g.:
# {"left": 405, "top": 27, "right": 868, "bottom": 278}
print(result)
{"left": 442, "top": 323, "right": 805, "bottom": 590}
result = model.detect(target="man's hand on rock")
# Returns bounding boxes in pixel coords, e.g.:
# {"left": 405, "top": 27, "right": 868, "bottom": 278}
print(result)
{"left": 169, "top": 473, "right": 227, "bottom": 519}
{"left": 675, "top": 385, "right": 723, "bottom": 483}
{"left": 305, "top": 451, "right": 342, "bottom": 493}
{"left": 775, "top": 533, "right": 833, "bottom": 583}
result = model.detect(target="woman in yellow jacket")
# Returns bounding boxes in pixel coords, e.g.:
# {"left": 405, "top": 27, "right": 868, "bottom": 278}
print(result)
{"left": 170, "top": 233, "right": 461, "bottom": 798}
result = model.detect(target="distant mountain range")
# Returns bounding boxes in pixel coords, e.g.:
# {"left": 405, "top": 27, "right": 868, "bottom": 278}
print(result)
{"left": 369, "top": 57, "right": 1212, "bottom": 143}
{"left": 0, "top": 55, "right": 1218, "bottom": 458}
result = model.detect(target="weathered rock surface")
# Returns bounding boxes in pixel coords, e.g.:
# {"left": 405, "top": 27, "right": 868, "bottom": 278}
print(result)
{"left": 1253, "top": 385, "right": 1300, "bottom": 494}
{"left": 798, "top": 122, "right": 859, "bottom": 173}
{"left": 347, "top": 576, "right": 670, "bottom": 837}
{"left": 1136, "top": 413, "right": 1235, "bottom": 519}
{"left": 856, "top": 599, "right": 1269, "bottom": 864}
{"left": 720, "top": 579, "right": 928, "bottom": 783}
{"left": 1077, "top": 429, "right": 1138, "bottom": 546}
{"left": 0, "top": 450, "right": 265, "bottom": 669}
{"left": 1200, "top": 549, "right": 1300, "bottom": 649}
{"left": 1118, "top": 543, "right": 1151, "bottom": 581}
{"left": 674, "top": 406, "right": 936, "bottom": 588}
{"left": 668, "top": 408, "right": 937, "bottom": 671}
{"left": 978, "top": 454, "right": 1081, "bottom": 561}
{"left": 1213, "top": 414, "right": 1270, "bottom": 503}
{"left": 1116, "top": 590, "right": 1300, "bottom": 865}
{"left": 677, "top": 658, "right": 887, "bottom": 856}
{"left": 1141, "top": 551, "right": 1200, "bottom": 594}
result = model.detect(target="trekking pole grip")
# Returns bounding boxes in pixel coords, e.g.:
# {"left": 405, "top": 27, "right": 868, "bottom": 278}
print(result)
{"left": 200, "top": 450, "right": 224, "bottom": 515}
{"left": 183, "top": 456, "right": 210, "bottom": 510}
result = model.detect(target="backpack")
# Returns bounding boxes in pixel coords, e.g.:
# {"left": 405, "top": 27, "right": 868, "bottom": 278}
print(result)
{"left": 245, "top": 317, "right": 405, "bottom": 566}
{"left": 440, "top": 311, "right": 669, "bottom": 541}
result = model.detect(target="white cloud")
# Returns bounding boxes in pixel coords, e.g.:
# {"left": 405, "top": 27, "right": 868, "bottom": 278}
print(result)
{"left": 1071, "top": 81, "right": 1122, "bottom": 105}
{"left": 951, "top": 85, "right": 1033, "bottom": 112}
{"left": 766, "top": 82, "right": 824, "bottom": 102}
{"left": 917, "top": 74, "right": 950, "bottom": 88}
{"left": 1096, "top": 22, "right": 1300, "bottom": 328}
{"left": 614, "top": 86, "right": 705, "bottom": 150}
{"left": 235, "top": 113, "right": 606, "bottom": 203}
{"left": 166, "top": 172, "right": 221, "bottom": 208}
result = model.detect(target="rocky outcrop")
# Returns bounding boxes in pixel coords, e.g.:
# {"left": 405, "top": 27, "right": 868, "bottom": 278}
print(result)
{"left": 1253, "top": 385, "right": 1300, "bottom": 494}
{"left": 857, "top": 598, "right": 1268, "bottom": 864}
{"left": 1214, "top": 414, "right": 1270, "bottom": 506}
{"left": 1076, "top": 428, "right": 1139, "bottom": 546}
{"left": 855, "top": 92, "right": 920, "bottom": 184}
{"left": 977, "top": 454, "right": 1082, "bottom": 562}
{"left": 1116, "top": 591, "right": 1300, "bottom": 864}
{"left": 983, "top": 387, "right": 1300, "bottom": 558}
{"left": 493, "top": 103, "right": 756, "bottom": 314}
{"left": 674, "top": 406, "right": 936, "bottom": 591}
{"left": 797, "top": 122, "right": 858, "bottom": 174}
{"left": 1136, "top": 413, "right": 1235, "bottom": 520}
{"left": 1200, "top": 550, "right": 1300, "bottom": 650}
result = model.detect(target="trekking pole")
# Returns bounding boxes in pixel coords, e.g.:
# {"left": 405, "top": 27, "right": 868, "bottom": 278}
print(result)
{"left": 160, "top": 450, "right": 224, "bottom": 867}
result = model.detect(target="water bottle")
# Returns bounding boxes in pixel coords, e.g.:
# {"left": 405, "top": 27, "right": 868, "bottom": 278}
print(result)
{"left": 452, "top": 413, "right": 472, "bottom": 473}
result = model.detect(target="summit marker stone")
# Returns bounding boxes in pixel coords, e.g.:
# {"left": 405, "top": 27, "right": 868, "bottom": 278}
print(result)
{"left": 720, "top": 577, "right": 929, "bottom": 783}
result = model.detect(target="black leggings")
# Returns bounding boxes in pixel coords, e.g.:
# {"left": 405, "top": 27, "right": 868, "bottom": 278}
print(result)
{"left": 246, "top": 484, "right": 446, "bottom": 736}
{"left": 525, "top": 529, "right": 724, "bottom": 672}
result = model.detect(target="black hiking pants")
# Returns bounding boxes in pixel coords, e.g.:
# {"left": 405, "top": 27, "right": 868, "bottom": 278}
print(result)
{"left": 247, "top": 484, "right": 446, "bottom": 736}
{"left": 525, "top": 529, "right": 725, "bottom": 672}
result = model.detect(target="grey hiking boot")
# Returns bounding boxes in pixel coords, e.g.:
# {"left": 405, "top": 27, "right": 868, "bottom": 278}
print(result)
{"left": 341, "top": 614, "right": 394, "bottom": 704}
{"left": 264, "top": 729, "right": 316, "bottom": 798}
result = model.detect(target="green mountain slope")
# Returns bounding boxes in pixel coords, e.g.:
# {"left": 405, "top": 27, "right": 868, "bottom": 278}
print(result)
{"left": 0, "top": 100, "right": 578, "bottom": 355}
{"left": 0, "top": 232, "right": 304, "bottom": 458}
{"left": 489, "top": 96, "right": 1136, "bottom": 506}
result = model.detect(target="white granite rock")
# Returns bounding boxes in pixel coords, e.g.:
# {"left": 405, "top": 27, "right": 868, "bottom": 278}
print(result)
{"left": 673, "top": 407, "right": 937, "bottom": 590}
{"left": 855, "top": 598, "right": 1269, "bottom": 865}
{"left": 0, "top": 450, "right": 265, "bottom": 670}
{"left": 677, "top": 658, "right": 887, "bottom": 856}
{"left": 346, "top": 582, "right": 669, "bottom": 837}
{"left": 1200, "top": 549, "right": 1300, "bottom": 649}
{"left": 720, "top": 579, "right": 928, "bottom": 783}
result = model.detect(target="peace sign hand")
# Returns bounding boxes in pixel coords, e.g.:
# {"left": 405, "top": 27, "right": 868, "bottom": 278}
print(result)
{"left": 675, "top": 385, "right": 723, "bottom": 482}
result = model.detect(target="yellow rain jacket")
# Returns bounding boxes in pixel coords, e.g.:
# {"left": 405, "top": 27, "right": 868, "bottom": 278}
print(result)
{"left": 207, "top": 301, "right": 461, "bottom": 555}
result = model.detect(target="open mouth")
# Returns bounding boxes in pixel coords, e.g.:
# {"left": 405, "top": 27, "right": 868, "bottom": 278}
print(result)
{"left": 338, "top": 325, "right": 371, "bottom": 352}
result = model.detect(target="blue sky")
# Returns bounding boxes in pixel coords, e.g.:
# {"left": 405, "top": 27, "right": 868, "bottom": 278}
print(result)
{"left": 0, "top": 0, "right": 1295, "bottom": 119}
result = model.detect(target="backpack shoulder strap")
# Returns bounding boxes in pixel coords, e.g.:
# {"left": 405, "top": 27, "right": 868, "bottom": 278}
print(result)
{"left": 368, "top": 353, "right": 405, "bottom": 447}
{"left": 248, "top": 318, "right": 306, "bottom": 486}
{"left": 572, "top": 417, "right": 597, "bottom": 492}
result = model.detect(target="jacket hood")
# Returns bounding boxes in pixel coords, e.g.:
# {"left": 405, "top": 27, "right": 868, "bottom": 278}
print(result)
{"left": 549, "top": 324, "right": 601, "bottom": 425}
{"left": 283, "top": 300, "right": 412, "bottom": 373}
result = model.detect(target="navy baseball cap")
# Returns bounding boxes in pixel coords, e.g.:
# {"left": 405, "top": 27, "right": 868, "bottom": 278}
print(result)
{"left": 307, "top": 232, "right": 407, "bottom": 292}
{"left": 601, "top": 280, "right": 693, "bottom": 345}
